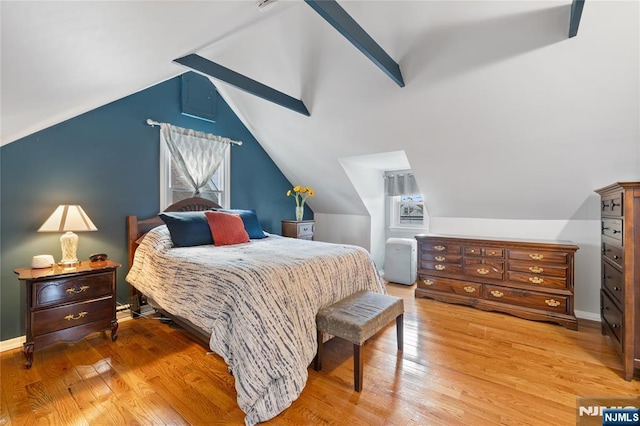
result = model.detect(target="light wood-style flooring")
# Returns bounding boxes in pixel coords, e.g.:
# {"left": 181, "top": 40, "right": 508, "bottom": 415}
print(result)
{"left": 2, "top": 283, "right": 638, "bottom": 425}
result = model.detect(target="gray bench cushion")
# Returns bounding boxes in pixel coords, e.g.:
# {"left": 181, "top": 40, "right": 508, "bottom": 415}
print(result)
{"left": 316, "top": 290, "right": 404, "bottom": 345}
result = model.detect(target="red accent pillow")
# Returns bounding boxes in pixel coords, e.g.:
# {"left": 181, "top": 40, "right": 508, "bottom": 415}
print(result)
{"left": 204, "top": 211, "right": 250, "bottom": 246}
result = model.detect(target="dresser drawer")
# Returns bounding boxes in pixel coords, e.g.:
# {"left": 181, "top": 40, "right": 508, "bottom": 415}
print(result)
{"left": 418, "top": 276, "right": 482, "bottom": 297}
{"left": 601, "top": 219, "right": 623, "bottom": 242}
{"left": 463, "top": 259, "right": 504, "bottom": 280}
{"left": 601, "top": 241, "right": 624, "bottom": 268}
{"left": 602, "top": 260, "right": 624, "bottom": 306}
{"left": 31, "top": 297, "right": 113, "bottom": 336}
{"left": 507, "top": 250, "right": 568, "bottom": 264}
{"left": 508, "top": 261, "right": 567, "bottom": 278}
{"left": 601, "top": 289, "right": 623, "bottom": 347}
{"left": 601, "top": 192, "right": 623, "bottom": 217}
{"left": 464, "top": 247, "right": 504, "bottom": 257}
{"left": 421, "top": 253, "right": 462, "bottom": 263}
{"left": 297, "top": 222, "right": 314, "bottom": 238}
{"left": 507, "top": 272, "right": 567, "bottom": 290}
{"left": 484, "top": 285, "right": 568, "bottom": 314}
{"left": 420, "top": 242, "right": 462, "bottom": 254}
{"left": 32, "top": 272, "right": 113, "bottom": 308}
{"left": 421, "top": 261, "right": 462, "bottom": 275}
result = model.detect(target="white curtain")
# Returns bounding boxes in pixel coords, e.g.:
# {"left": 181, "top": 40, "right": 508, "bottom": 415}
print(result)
{"left": 384, "top": 170, "right": 419, "bottom": 196}
{"left": 160, "top": 123, "right": 233, "bottom": 196}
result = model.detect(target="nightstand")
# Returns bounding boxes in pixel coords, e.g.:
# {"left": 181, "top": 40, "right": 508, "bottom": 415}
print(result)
{"left": 14, "top": 260, "right": 120, "bottom": 368}
{"left": 282, "top": 220, "right": 314, "bottom": 240}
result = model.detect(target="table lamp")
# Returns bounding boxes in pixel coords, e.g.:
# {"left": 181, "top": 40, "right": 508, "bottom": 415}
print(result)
{"left": 38, "top": 205, "right": 97, "bottom": 266}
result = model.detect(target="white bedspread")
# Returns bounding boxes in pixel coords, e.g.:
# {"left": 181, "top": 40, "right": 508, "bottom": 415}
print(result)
{"left": 126, "top": 225, "right": 384, "bottom": 425}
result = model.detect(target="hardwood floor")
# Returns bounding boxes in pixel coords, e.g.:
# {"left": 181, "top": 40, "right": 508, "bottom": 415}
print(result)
{"left": 2, "top": 283, "right": 638, "bottom": 425}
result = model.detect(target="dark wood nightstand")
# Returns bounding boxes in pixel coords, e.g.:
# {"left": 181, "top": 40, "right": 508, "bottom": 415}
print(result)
{"left": 14, "top": 260, "right": 121, "bottom": 368}
{"left": 282, "top": 220, "right": 315, "bottom": 240}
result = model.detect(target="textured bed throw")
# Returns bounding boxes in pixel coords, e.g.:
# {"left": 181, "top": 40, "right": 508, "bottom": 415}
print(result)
{"left": 126, "top": 226, "right": 385, "bottom": 425}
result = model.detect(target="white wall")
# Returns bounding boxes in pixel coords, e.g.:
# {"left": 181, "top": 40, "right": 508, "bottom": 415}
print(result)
{"left": 338, "top": 158, "right": 386, "bottom": 268}
{"left": 313, "top": 213, "right": 372, "bottom": 255}
{"left": 316, "top": 212, "right": 601, "bottom": 320}
{"left": 426, "top": 217, "right": 601, "bottom": 320}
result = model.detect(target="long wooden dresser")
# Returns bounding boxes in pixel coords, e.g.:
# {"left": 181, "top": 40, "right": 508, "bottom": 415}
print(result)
{"left": 415, "top": 234, "right": 579, "bottom": 330}
{"left": 595, "top": 182, "right": 640, "bottom": 381}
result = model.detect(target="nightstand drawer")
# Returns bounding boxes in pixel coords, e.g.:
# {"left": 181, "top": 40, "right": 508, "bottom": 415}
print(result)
{"left": 31, "top": 297, "right": 113, "bottom": 336}
{"left": 33, "top": 272, "right": 113, "bottom": 308}
{"left": 297, "top": 222, "right": 314, "bottom": 237}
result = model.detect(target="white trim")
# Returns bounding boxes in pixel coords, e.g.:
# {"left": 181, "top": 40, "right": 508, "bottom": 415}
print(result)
{"left": 159, "top": 138, "right": 171, "bottom": 210}
{"left": 575, "top": 310, "right": 601, "bottom": 322}
{"left": 159, "top": 139, "right": 231, "bottom": 210}
{"left": 0, "top": 335, "right": 26, "bottom": 352}
{"left": 0, "top": 309, "right": 134, "bottom": 353}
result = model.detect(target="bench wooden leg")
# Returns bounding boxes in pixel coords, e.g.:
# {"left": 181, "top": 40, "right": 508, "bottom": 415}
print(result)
{"left": 315, "top": 330, "right": 324, "bottom": 371}
{"left": 396, "top": 313, "right": 404, "bottom": 351}
{"left": 354, "top": 343, "right": 363, "bottom": 392}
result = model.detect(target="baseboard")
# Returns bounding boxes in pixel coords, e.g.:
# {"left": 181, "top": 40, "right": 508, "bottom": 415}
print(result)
{"left": 0, "top": 335, "right": 26, "bottom": 352}
{"left": 1, "top": 307, "right": 600, "bottom": 353}
{"left": 575, "top": 310, "right": 601, "bottom": 322}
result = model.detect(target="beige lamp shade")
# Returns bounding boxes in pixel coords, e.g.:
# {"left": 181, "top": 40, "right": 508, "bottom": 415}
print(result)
{"left": 38, "top": 205, "right": 97, "bottom": 266}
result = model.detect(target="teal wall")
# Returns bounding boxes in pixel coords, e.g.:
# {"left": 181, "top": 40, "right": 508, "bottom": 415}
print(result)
{"left": 0, "top": 75, "right": 312, "bottom": 341}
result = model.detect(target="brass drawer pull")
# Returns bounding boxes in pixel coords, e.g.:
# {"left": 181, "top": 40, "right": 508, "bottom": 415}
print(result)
{"left": 423, "top": 279, "right": 434, "bottom": 286}
{"left": 529, "top": 254, "right": 544, "bottom": 260}
{"left": 528, "top": 266, "right": 544, "bottom": 274}
{"left": 490, "top": 290, "right": 503, "bottom": 298}
{"left": 64, "top": 311, "right": 88, "bottom": 321}
{"left": 66, "top": 285, "right": 89, "bottom": 294}
{"left": 545, "top": 299, "right": 561, "bottom": 307}
{"left": 476, "top": 268, "right": 490, "bottom": 275}
{"left": 434, "top": 245, "right": 445, "bottom": 251}
{"left": 463, "top": 286, "right": 476, "bottom": 293}
{"left": 434, "top": 264, "right": 445, "bottom": 271}
{"left": 529, "top": 277, "right": 544, "bottom": 284}
{"left": 435, "top": 256, "right": 445, "bottom": 262}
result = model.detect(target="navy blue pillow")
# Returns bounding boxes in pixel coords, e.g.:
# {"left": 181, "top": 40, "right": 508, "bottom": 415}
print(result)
{"left": 214, "top": 209, "right": 267, "bottom": 239}
{"left": 159, "top": 212, "right": 213, "bottom": 247}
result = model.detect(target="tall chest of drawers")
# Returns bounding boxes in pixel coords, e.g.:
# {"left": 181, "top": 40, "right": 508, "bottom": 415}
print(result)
{"left": 595, "top": 182, "right": 640, "bottom": 381}
{"left": 415, "top": 234, "right": 578, "bottom": 330}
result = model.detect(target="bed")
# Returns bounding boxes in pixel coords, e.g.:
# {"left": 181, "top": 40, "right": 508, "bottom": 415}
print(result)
{"left": 125, "top": 197, "right": 385, "bottom": 425}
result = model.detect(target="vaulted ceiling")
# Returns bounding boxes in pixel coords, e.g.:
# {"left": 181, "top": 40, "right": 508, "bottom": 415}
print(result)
{"left": 2, "top": 1, "right": 638, "bottom": 220}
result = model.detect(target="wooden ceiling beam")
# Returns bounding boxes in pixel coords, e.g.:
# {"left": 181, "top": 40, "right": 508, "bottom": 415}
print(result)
{"left": 173, "top": 54, "right": 310, "bottom": 117}
{"left": 569, "top": 0, "right": 585, "bottom": 38}
{"left": 305, "top": 0, "right": 404, "bottom": 87}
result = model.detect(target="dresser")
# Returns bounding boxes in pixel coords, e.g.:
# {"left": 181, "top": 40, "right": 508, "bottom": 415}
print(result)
{"left": 14, "top": 260, "right": 120, "bottom": 368}
{"left": 415, "top": 235, "right": 579, "bottom": 330}
{"left": 282, "top": 220, "right": 314, "bottom": 240}
{"left": 595, "top": 182, "right": 640, "bottom": 381}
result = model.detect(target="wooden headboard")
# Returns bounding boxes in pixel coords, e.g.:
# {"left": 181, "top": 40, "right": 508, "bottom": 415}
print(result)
{"left": 126, "top": 196, "right": 222, "bottom": 268}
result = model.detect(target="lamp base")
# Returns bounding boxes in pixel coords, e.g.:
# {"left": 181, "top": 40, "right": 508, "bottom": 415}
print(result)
{"left": 58, "top": 259, "right": 80, "bottom": 268}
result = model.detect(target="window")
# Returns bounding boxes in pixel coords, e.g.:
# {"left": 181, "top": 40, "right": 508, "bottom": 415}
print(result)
{"left": 390, "top": 194, "right": 425, "bottom": 228}
{"left": 159, "top": 142, "right": 230, "bottom": 209}
{"left": 398, "top": 194, "right": 424, "bottom": 225}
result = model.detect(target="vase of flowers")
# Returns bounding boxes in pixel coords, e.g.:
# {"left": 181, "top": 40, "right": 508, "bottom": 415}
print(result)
{"left": 287, "top": 185, "right": 314, "bottom": 221}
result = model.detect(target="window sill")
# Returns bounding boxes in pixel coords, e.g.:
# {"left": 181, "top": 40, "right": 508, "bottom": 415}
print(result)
{"left": 388, "top": 226, "right": 429, "bottom": 233}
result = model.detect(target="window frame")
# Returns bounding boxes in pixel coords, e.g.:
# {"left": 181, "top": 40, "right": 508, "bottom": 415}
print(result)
{"left": 388, "top": 194, "right": 426, "bottom": 230}
{"left": 159, "top": 140, "right": 230, "bottom": 210}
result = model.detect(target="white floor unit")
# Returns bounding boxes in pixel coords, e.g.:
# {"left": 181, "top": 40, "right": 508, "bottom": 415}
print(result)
{"left": 383, "top": 238, "right": 417, "bottom": 285}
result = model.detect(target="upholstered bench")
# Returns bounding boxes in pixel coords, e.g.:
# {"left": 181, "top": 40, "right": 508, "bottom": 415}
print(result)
{"left": 314, "top": 290, "right": 404, "bottom": 391}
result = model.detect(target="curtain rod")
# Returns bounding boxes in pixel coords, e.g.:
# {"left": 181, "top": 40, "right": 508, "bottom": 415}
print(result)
{"left": 146, "top": 119, "right": 243, "bottom": 146}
